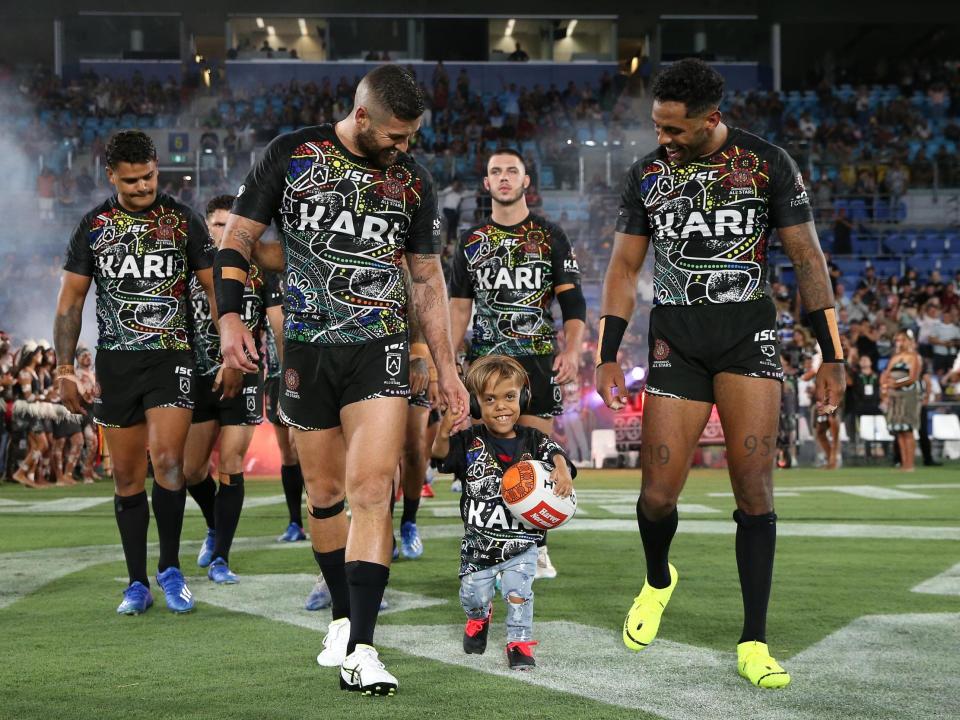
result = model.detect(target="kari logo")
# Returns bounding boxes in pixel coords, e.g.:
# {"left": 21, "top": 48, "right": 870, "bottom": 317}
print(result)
{"left": 284, "top": 368, "right": 300, "bottom": 390}
{"left": 653, "top": 339, "right": 671, "bottom": 361}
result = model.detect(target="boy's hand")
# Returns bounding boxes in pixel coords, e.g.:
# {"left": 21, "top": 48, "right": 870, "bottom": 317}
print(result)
{"left": 439, "top": 404, "right": 457, "bottom": 435}
{"left": 549, "top": 461, "right": 574, "bottom": 498}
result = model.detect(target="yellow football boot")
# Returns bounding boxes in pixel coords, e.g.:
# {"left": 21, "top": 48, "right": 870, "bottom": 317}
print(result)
{"left": 737, "top": 640, "right": 791, "bottom": 689}
{"left": 622, "top": 563, "right": 678, "bottom": 651}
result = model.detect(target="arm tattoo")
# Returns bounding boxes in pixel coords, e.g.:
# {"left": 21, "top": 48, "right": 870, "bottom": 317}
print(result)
{"left": 409, "top": 254, "right": 455, "bottom": 367}
{"left": 779, "top": 223, "right": 835, "bottom": 310}
{"left": 231, "top": 228, "right": 256, "bottom": 259}
{"left": 54, "top": 303, "right": 83, "bottom": 368}
{"left": 404, "top": 266, "right": 425, "bottom": 343}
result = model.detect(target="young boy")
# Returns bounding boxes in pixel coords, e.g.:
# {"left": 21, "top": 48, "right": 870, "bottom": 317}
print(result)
{"left": 432, "top": 355, "right": 576, "bottom": 670}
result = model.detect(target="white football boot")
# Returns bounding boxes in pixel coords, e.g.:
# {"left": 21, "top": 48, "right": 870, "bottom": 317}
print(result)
{"left": 339, "top": 644, "right": 398, "bottom": 696}
{"left": 316, "top": 617, "right": 350, "bottom": 667}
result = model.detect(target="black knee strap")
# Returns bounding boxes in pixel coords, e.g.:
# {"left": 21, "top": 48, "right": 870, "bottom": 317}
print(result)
{"left": 733, "top": 510, "right": 777, "bottom": 527}
{"left": 309, "top": 499, "right": 345, "bottom": 519}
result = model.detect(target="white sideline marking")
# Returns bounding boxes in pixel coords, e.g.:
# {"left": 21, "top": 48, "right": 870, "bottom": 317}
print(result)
{"left": 0, "top": 497, "right": 114, "bottom": 514}
{"left": 911, "top": 562, "right": 960, "bottom": 597}
{"left": 599, "top": 503, "right": 722, "bottom": 515}
{"left": 709, "top": 485, "right": 930, "bottom": 500}
{"left": 896, "top": 483, "right": 960, "bottom": 490}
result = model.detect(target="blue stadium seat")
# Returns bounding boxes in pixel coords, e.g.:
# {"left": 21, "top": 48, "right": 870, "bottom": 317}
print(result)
{"left": 849, "top": 199, "right": 868, "bottom": 221}
{"left": 540, "top": 165, "right": 556, "bottom": 189}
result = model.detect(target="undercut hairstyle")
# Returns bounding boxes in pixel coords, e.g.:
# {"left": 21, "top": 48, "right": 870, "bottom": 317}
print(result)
{"left": 488, "top": 147, "right": 525, "bottom": 169}
{"left": 465, "top": 354, "right": 529, "bottom": 397}
{"left": 652, "top": 58, "right": 725, "bottom": 117}
{"left": 364, "top": 65, "right": 425, "bottom": 121}
{"left": 206, "top": 194, "right": 235, "bottom": 218}
{"left": 104, "top": 130, "right": 157, "bottom": 169}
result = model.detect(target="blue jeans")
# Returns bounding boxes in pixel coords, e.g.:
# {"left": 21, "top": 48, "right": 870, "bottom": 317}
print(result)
{"left": 459, "top": 545, "right": 536, "bottom": 642}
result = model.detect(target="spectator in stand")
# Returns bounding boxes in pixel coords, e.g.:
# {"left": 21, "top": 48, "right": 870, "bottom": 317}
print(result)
{"left": 916, "top": 298, "right": 943, "bottom": 359}
{"left": 929, "top": 306, "right": 960, "bottom": 373}
{"left": 439, "top": 179, "right": 466, "bottom": 245}
{"left": 852, "top": 355, "right": 882, "bottom": 417}
{"left": 832, "top": 207, "right": 854, "bottom": 254}
{"left": 508, "top": 43, "right": 529, "bottom": 62}
{"left": 37, "top": 168, "right": 56, "bottom": 221}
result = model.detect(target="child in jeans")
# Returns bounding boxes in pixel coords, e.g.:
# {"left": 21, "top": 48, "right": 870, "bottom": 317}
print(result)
{"left": 432, "top": 354, "right": 576, "bottom": 670}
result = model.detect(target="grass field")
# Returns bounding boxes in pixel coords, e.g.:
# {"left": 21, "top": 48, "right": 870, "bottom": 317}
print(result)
{"left": 1, "top": 464, "right": 959, "bottom": 720}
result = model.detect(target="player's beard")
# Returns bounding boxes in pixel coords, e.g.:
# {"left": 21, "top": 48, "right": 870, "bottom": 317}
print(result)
{"left": 356, "top": 126, "right": 399, "bottom": 169}
{"left": 492, "top": 185, "right": 526, "bottom": 207}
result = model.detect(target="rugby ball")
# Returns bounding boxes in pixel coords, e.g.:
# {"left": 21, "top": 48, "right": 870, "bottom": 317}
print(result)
{"left": 501, "top": 459, "right": 577, "bottom": 530}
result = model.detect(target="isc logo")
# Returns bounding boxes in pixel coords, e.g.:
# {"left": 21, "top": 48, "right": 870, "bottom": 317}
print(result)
{"left": 754, "top": 330, "right": 777, "bottom": 342}
{"left": 690, "top": 170, "right": 719, "bottom": 182}
{"left": 344, "top": 169, "right": 374, "bottom": 183}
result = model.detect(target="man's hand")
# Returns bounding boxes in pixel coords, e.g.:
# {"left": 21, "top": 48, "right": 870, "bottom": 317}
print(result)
{"left": 55, "top": 375, "right": 84, "bottom": 414}
{"left": 410, "top": 357, "right": 430, "bottom": 396}
{"left": 214, "top": 365, "right": 244, "bottom": 400}
{"left": 220, "top": 313, "right": 259, "bottom": 373}
{"left": 438, "top": 370, "right": 470, "bottom": 431}
{"left": 553, "top": 348, "right": 581, "bottom": 386}
{"left": 815, "top": 362, "right": 846, "bottom": 415}
{"left": 427, "top": 380, "right": 441, "bottom": 409}
{"left": 549, "top": 457, "right": 574, "bottom": 498}
{"left": 596, "top": 362, "right": 628, "bottom": 411}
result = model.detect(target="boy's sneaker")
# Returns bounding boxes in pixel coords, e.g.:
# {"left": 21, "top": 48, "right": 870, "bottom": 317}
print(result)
{"left": 156, "top": 567, "right": 195, "bottom": 614}
{"left": 116, "top": 581, "right": 153, "bottom": 615}
{"left": 535, "top": 545, "right": 557, "bottom": 579}
{"left": 305, "top": 575, "right": 332, "bottom": 611}
{"left": 420, "top": 483, "right": 435, "bottom": 498}
{"left": 316, "top": 617, "right": 351, "bottom": 667}
{"left": 399, "top": 521, "right": 424, "bottom": 559}
{"left": 506, "top": 640, "right": 538, "bottom": 670}
{"left": 197, "top": 528, "right": 216, "bottom": 568}
{"left": 463, "top": 606, "right": 492, "bottom": 654}
{"left": 207, "top": 557, "right": 238, "bottom": 584}
{"left": 339, "top": 644, "right": 397, "bottom": 696}
{"left": 277, "top": 522, "right": 306, "bottom": 543}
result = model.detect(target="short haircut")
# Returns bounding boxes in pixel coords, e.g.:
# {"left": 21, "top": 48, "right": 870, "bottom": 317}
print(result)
{"left": 206, "top": 194, "right": 235, "bottom": 217}
{"left": 364, "top": 65, "right": 425, "bottom": 121}
{"left": 105, "top": 130, "right": 157, "bottom": 168}
{"left": 465, "top": 355, "right": 529, "bottom": 397}
{"left": 487, "top": 147, "right": 525, "bottom": 171}
{"left": 652, "top": 58, "right": 725, "bottom": 117}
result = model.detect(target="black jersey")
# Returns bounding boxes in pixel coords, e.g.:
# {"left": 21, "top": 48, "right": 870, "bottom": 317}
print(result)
{"left": 448, "top": 214, "right": 581, "bottom": 358}
{"left": 616, "top": 127, "right": 813, "bottom": 306}
{"left": 232, "top": 124, "right": 441, "bottom": 346}
{"left": 439, "top": 424, "right": 574, "bottom": 576}
{"left": 63, "top": 193, "right": 213, "bottom": 351}
{"left": 189, "top": 261, "right": 281, "bottom": 376}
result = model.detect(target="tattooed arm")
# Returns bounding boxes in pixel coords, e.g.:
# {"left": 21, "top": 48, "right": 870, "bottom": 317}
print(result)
{"left": 218, "top": 214, "right": 270, "bottom": 372}
{"left": 407, "top": 252, "right": 470, "bottom": 427}
{"left": 778, "top": 221, "right": 845, "bottom": 412}
{"left": 53, "top": 271, "right": 92, "bottom": 413}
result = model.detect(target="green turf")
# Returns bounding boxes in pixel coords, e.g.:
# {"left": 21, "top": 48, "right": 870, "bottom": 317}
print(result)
{"left": 1, "top": 464, "right": 958, "bottom": 720}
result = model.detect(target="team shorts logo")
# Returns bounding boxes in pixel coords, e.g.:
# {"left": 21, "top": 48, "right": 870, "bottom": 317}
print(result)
{"left": 236, "top": 184, "right": 245, "bottom": 197}
{"left": 761, "top": 344, "right": 776, "bottom": 358}
{"left": 386, "top": 353, "right": 402, "bottom": 377}
{"left": 246, "top": 396, "right": 256, "bottom": 413}
{"left": 179, "top": 377, "right": 191, "bottom": 395}
{"left": 653, "top": 339, "right": 671, "bottom": 361}
{"left": 284, "top": 368, "right": 300, "bottom": 390}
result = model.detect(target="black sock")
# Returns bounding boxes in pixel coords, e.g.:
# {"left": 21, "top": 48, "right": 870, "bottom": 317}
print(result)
{"left": 187, "top": 475, "right": 217, "bottom": 530}
{"left": 314, "top": 548, "right": 350, "bottom": 621}
{"left": 734, "top": 510, "right": 777, "bottom": 644}
{"left": 636, "top": 499, "right": 678, "bottom": 589}
{"left": 212, "top": 474, "right": 245, "bottom": 563}
{"left": 345, "top": 560, "right": 389, "bottom": 653}
{"left": 152, "top": 483, "right": 186, "bottom": 573}
{"left": 280, "top": 464, "right": 304, "bottom": 526}
{"left": 114, "top": 492, "right": 149, "bottom": 586}
{"left": 400, "top": 495, "right": 420, "bottom": 525}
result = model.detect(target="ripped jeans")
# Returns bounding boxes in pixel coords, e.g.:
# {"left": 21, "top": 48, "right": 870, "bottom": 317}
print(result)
{"left": 459, "top": 545, "right": 536, "bottom": 642}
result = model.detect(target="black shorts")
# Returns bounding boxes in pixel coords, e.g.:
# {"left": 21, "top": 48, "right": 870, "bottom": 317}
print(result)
{"left": 53, "top": 417, "right": 83, "bottom": 439}
{"left": 517, "top": 355, "right": 562, "bottom": 419}
{"left": 408, "top": 390, "right": 431, "bottom": 409}
{"left": 192, "top": 371, "right": 264, "bottom": 426}
{"left": 279, "top": 335, "right": 410, "bottom": 431}
{"left": 93, "top": 350, "right": 194, "bottom": 428}
{"left": 645, "top": 298, "right": 783, "bottom": 404}
{"left": 264, "top": 375, "right": 285, "bottom": 426}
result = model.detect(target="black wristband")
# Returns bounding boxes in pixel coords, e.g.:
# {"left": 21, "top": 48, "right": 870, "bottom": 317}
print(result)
{"left": 214, "top": 249, "right": 250, "bottom": 317}
{"left": 596, "top": 315, "right": 628, "bottom": 366}
{"left": 808, "top": 307, "right": 844, "bottom": 362}
{"left": 557, "top": 286, "right": 587, "bottom": 323}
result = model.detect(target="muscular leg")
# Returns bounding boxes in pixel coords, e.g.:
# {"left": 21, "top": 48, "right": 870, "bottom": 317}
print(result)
{"left": 145, "top": 407, "right": 193, "bottom": 573}
{"left": 210, "top": 424, "right": 256, "bottom": 563}
{"left": 294, "top": 425, "right": 349, "bottom": 619}
{"left": 103, "top": 423, "right": 150, "bottom": 586}
{"left": 637, "top": 395, "right": 713, "bottom": 587}
{"left": 341, "top": 397, "right": 407, "bottom": 652}
{"left": 183, "top": 420, "right": 220, "bottom": 531}
{"left": 714, "top": 373, "right": 781, "bottom": 644}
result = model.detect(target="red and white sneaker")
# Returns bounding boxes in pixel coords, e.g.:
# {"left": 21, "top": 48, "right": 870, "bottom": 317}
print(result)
{"left": 506, "top": 640, "right": 538, "bottom": 670}
{"left": 463, "top": 606, "right": 492, "bottom": 654}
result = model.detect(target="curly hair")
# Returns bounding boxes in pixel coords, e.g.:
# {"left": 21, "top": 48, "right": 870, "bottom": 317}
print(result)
{"left": 104, "top": 130, "right": 157, "bottom": 168}
{"left": 651, "top": 58, "right": 725, "bottom": 117}
{"left": 364, "top": 65, "right": 425, "bottom": 121}
{"left": 205, "top": 194, "right": 235, "bottom": 217}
